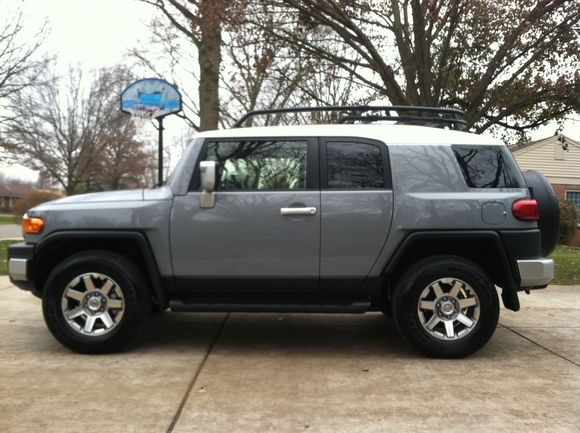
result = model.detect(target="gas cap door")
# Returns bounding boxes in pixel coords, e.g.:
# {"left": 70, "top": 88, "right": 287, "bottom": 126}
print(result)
{"left": 482, "top": 202, "right": 507, "bottom": 225}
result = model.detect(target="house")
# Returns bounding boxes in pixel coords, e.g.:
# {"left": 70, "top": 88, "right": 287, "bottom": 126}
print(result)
{"left": 511, "top": 133, "right": 580, "bottom": 246}
{"left": 0, "top": 184, "right": 34, "bottom": 212}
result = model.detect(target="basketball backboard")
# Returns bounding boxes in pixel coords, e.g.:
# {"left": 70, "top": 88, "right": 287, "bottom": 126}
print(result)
{"left": 120, "top": 78, "right": 182, "bottom": 119}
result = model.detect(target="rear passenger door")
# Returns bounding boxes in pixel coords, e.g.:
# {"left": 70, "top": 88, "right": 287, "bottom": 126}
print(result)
{"left": 320, "top": 139, "right": 394, "bottom": 287}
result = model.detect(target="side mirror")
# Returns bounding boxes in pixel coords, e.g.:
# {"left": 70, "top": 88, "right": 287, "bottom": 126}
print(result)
{"left": 199, "top": 160, "right": 216, "bottom": 208}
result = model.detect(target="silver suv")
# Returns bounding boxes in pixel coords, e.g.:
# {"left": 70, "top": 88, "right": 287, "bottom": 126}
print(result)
{"left": 8, "top": 106, "right": 559, "bottom": 358}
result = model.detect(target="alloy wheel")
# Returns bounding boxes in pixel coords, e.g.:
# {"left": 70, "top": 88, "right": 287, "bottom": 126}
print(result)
{"left": 417, "top": 277, "right": 480, "bottom": 340}
{"left": 60, "top": 272, "right": 125, "bottom": 336}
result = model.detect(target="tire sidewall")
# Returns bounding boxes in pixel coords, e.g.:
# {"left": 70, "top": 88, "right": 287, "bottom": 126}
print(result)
{"left": 393, "top": 256, "right": 499, "bottom": 358}
{"left": 42, "top": 251, "right": 149, "bottom": 354}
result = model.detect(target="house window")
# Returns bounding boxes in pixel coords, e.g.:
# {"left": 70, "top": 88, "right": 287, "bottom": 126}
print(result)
{"left": 566, "top": 191, "right": 580, "bottom": 223}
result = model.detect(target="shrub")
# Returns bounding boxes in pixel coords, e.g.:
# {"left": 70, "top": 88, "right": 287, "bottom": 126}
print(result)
{"left": 559, "top": 200, "right": 579, "bottom": 245}
{"left": 12, "top": 191, "right": 64, "bottom": 222}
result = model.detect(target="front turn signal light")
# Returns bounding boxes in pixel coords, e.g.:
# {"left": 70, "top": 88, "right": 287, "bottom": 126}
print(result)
{"left": 22, "top": 214, "right": 45, "bottom": 234}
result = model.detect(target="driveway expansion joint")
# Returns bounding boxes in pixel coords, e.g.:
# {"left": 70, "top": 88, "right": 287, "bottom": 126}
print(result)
{"left": 500, "top": 322, "right": 580, "bottom": 368}
{"left": 166, "top": 313, "right": 230, "bottom": 433}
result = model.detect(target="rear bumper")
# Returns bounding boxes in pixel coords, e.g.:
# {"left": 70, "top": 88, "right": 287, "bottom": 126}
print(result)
{"left": 500, "top": 230, "right": 553, "bottom": 290}
{"left": 517, "top": 258, "right": 554, "bottom": 288}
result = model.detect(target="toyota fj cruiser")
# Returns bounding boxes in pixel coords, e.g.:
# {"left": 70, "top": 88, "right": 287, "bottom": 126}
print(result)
{"left": 8, "top": 106, "right": 558, "bottom": 358}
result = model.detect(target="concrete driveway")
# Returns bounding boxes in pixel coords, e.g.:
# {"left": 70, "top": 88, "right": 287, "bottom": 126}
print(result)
{"left": 0, "top": 277, "right": 578, "bottom": 433}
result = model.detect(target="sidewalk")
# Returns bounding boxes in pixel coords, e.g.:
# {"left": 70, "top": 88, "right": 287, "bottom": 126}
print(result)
{"left": 0, "top": 224, "right": 22, "bottom": 240}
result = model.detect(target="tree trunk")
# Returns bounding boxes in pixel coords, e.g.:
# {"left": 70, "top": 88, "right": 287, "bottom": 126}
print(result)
{"left": 198, "top": 0, "right": 223, "bottom": 131}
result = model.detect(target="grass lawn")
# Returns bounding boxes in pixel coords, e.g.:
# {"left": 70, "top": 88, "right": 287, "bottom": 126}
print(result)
{"left": 0, "top": 240, "right": 21, "bottom": 276}
{"left": 550, "top": 245, "right": 580, "bottom": 285}
{"left": 0, "top": 240, "right": 578, "bottom": 284}
{"left": 0, "top": 215, "right": 16, "bottom": 225}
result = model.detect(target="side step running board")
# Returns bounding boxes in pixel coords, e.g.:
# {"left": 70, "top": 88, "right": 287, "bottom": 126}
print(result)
{"left": 169, "top": 301, "right": 370, "bottom": 314}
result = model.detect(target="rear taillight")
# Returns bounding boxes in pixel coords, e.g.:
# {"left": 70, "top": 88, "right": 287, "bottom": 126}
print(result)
{"left": 512, "top": 199, "right": 539, "bottom": 221}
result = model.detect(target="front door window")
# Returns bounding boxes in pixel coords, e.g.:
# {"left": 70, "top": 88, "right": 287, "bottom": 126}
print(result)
{"left": 205, "top": 140, "right": 308, "bottom": 190}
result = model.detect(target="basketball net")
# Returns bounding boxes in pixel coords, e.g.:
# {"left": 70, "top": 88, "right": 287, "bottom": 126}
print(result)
{"left": 127, "top": 104, "right": 161, "bottom": 131}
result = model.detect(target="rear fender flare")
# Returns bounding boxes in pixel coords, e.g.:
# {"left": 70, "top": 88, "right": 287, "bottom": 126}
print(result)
{"left": 382, "top": 231, "right": 520, "bottom": 311}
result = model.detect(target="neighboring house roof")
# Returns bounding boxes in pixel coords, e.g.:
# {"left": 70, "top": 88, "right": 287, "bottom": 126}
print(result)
{"left": 510, "top": 133, "right": 580, "bottom": 153}
{"left": 0, "top": 184, "right": 34, "bottom": 198}
{"left": 510, "top": 134, "right": 580, "bottom": 185}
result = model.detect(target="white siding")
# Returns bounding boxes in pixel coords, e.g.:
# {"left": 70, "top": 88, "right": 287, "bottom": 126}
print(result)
{"left": 513, "top": 137, "right": 580, "bottom": 182}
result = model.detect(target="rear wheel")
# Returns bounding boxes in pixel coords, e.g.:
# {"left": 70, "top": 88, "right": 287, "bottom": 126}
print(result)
{"left": 42, "top": 250, "right": 150, "bottom": 354}
{"left": 392, "top": 255, "right": 499, "bottom": 358}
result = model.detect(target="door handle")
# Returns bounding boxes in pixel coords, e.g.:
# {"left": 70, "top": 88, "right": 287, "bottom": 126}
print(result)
{"left": 280, "top": 207, "right": 317, "bottom": 216}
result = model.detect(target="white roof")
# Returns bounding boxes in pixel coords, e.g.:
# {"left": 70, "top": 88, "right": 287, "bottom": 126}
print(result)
{"left": 197, "top": 124, "right": 503, "bottom": 146}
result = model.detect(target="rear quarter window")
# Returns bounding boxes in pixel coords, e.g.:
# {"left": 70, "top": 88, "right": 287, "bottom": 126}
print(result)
{"left": 452, "top": 145, "right": 525, "bottom": 188}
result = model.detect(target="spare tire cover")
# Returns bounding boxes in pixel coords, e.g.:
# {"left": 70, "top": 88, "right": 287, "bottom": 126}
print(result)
{"left": 522, "top": 170, "right": 560, "bottom": 256}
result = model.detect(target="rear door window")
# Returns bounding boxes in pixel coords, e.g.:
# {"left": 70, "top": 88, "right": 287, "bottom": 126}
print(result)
{"left": 452, "top": 145, "right": 525, "bottom": 188}
{"left": 325, "top": 141, "right": 388, "bottom": 189}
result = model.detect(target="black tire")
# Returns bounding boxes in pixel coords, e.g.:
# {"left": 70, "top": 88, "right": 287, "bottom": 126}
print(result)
{"left": 42, "top": 250, "right": 151, "bottom": 354}
{"left": 392, "top": 255, "right": 499, "bottom": 358}
{"left": 522, "top": 170, "right": 560, "bottom": 256}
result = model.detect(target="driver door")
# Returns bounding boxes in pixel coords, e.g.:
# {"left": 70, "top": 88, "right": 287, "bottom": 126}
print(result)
{"left": 170, "top": 137, "right": 320, "bottom": 293}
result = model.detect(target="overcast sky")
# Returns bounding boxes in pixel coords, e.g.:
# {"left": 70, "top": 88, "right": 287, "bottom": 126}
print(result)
{"left": 1, "top": 0, "right": 579, "bottom": 182}
{"left": 1, "top": 0, "right": 156, "bottom": 181}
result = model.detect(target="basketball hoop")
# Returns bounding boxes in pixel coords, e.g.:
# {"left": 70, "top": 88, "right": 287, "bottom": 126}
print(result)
{"left": 120, "top": 78, "right": 182, "bottom": 185}
{"left": 127, "top": 103, "right": 161, "bottom": 120}
{"left": 126, "top": 103, "right": 161, "bottom": 131}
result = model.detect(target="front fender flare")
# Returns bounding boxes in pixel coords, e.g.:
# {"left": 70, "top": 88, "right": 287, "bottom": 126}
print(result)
{"left": 36, "top": 230, "right": 167, "bottom": 308}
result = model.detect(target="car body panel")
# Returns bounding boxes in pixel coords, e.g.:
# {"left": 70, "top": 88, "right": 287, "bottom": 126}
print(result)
{"left": 170, "top": 191, "right": 321, "bottom": 279}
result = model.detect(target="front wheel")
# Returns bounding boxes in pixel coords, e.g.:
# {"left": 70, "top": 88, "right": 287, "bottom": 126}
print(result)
{"left": 392, "top": 255, "right": 499, "bottom": 358}
{"left": 42, "top": 250, "right": 150, "bottom": 354}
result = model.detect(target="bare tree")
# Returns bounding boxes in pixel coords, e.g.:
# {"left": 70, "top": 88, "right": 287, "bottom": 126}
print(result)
{"left": 259, "top": 0, "right": 579, "bottom": 138}
{"left": 130, "top": 16, "right": 201, "bottom": 130}
{"left": 134, "top": 2, "right": 362, "bottom": 130}
{"left": 0, "top": 8, "right": 47, "bottom": 107}
{"left": 2, "top": 66, "right": 151, "bottom": 194}
{"left": 85, "top": 112, "right": 157, "bottom": 191}
{"left": 219, "top": 14, "right": 314, "bottom": 126}
{"left": 139, "top": 0, "right": 230, "bottom": 131}
{"left": 0, "top": 6, "right": 49, "bottom": 165}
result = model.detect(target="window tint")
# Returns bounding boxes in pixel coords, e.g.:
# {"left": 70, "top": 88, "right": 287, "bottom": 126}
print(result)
{"left": 326, "top": 141, "right": 385, "bottom": 189}
{"left": 205, "top": 140, "right": 308, "bottom": 190}
{"left": 452, "top": 145, "right": 525, "bottom": 188}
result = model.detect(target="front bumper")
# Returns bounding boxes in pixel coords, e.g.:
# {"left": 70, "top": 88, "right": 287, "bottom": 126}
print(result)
{"left": 8, "top": 258, "right": 29, "bottom": 281}
{"left": 517, "top": 258, "right": 554, "bottom": 288}
{"left": 7, "top": 242, "right": 37, "bottom": 294}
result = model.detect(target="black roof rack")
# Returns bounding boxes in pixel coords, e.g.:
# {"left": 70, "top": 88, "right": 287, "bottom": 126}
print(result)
{"left": 233, "top": 105, "right": 467, "bottom": 131}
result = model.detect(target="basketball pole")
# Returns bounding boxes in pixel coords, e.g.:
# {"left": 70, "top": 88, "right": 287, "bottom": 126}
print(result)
{"left": 158, "top": 116, "right": 164, "bottom": 184}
